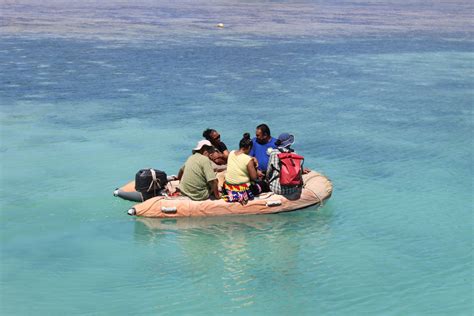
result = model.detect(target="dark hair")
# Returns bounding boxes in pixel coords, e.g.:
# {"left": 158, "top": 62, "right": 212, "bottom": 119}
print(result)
{"left": 239, "top": 132, "right": 253, "bottom": 149}
{"left": 199, "top": 145, "right": 215, "bottom": 154}
{"left": 202, "top": 128, "right": 216, "bottom": 141}
{"left": 256, "top": 123, "right": 271, "bottom": 137}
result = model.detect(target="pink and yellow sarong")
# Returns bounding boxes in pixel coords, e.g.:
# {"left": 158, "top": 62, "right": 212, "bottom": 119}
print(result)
{"left": 222, "top": 182, "right": 255, "bottom": 205}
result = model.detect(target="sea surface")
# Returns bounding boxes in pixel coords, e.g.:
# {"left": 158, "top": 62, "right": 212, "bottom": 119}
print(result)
{"left": 0, "top": 0, "right": 473, "bottom": 315}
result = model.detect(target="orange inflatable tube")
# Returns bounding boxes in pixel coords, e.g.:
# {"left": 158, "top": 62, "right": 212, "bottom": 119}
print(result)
{"left": 116, "top": 171, "right": 332, "bottom": 218}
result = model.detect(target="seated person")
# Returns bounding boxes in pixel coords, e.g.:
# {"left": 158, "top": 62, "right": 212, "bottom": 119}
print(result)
{"left": 266, "top": 133, "right": 309, "bottom": 198}
{"left": 249, "top": 123, "right": 277, "bottom": 177}
{"left": 177, "top": 140, "right": 220, "bottom": 201}
{"left": 223, "top": 133, "right": 260, "bottom": 205}
{"left": 203, "top": 128, "right": 229, "bottom": 165}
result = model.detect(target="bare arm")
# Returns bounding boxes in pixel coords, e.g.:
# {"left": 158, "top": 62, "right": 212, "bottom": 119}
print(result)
{"left": 249, "top": 157, "right": 262, "bottom": 179}
{"left": 247, "top": 160, "right": 258, "bottom": 181}
{"left": 210, "top": 151, "right": 227, "bottom": 165}
{"left": 209, "top": 179, "right": 220, "bottom": 198}
{"left": 177, "top": 166, "right": 185, "bottom": 180}
{"left": 221, "top": 149, "right": 230, "bottom": 160}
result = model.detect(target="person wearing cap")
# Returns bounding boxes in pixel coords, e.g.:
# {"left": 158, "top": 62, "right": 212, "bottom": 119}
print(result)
{"left": 266, "top": 133, "right": 309, "bottom": 197}
{"left": 177, "top": 140, "right": 220, "bottom": 201}
{"left": 249, "top": 123, "right": 277, "bottom": 176}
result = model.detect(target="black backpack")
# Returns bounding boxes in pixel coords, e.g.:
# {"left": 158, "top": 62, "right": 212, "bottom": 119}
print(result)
{"left": 135, "top": 169, "right": 168, "bottom": 200}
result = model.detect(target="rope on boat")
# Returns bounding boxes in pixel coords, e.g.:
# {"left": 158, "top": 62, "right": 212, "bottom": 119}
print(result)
{"left": 303, "top": 173, "right": 329, "bottom": 207}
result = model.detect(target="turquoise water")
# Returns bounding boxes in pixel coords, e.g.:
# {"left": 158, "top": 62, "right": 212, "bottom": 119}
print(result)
{"left": 1, "top": 1, "right": 473, "bottom": 314}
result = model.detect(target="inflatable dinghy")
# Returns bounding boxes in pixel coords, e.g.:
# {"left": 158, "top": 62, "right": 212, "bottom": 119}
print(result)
{"left": 114, "top": 170, "right": 332, "bottom": 218}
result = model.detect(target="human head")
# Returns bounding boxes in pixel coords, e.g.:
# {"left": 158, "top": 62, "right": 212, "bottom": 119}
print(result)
{"left": 202, "top": 128, "right": 221, "bottom": 146}
{"left": 192, "top": 140, "right": 215, "bottom": 156}
{"left": 255, "top": 123, "right": 271, "bottom": 144}
{"left": 239, "top": 132, "right": 253, "bottom": 153}
{"left": 275, "top": 133, "right": 295, "bottom": 148}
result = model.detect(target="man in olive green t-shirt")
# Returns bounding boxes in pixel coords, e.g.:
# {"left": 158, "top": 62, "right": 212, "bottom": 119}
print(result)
{"left": 177, "top": 140, "right": 220, "bottom": 201}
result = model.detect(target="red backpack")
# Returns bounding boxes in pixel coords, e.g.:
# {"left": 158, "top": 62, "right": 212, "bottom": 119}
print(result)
{"left": 277, "top": 152, "right": 304, "bottom": 186}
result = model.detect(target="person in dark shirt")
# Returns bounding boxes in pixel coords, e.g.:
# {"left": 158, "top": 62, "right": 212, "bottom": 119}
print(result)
{"left": 203, "top": 128, "right": 229, "bottom": 165}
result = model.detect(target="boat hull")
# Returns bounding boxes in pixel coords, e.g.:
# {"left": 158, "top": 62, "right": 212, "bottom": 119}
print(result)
{"left": 115, "top": 171, "right": 332, "bottom": 217}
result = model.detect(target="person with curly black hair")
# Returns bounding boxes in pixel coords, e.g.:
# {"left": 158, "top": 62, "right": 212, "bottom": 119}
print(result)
{"left": 202, "top": 128, "right": 229, "bottom": 165}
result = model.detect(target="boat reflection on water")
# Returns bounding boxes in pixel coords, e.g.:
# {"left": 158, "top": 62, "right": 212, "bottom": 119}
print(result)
{"left": 132, "top": 207, "right": 334, "bottom": 308}
{"left": 133, "top": 206, "right": 334, "bottom": 238}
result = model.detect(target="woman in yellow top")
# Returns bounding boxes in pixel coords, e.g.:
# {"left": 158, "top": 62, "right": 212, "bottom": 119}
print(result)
{"left": 224, "top": 133, "right": 260, "bottom": 204}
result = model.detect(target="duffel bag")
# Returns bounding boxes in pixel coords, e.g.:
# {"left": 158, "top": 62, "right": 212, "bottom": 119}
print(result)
{"left": 135, "top": 168, "right": 168, "bottom": 200}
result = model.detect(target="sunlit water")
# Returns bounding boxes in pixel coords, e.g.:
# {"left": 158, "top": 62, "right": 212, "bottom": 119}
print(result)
{"left": 0, "top": 1, "right": 473, "bottom": 314}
